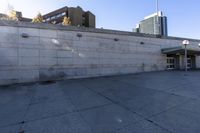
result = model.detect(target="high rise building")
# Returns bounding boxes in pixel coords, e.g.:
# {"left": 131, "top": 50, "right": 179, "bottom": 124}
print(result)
{"left": 43, "top": 6, "right": 95, "bottom": 28}
{"left": 133, "top": 11, "right": 168, "bottom": 36}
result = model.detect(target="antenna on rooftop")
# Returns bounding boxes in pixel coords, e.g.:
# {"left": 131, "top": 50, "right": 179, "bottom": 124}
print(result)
{"left": 6, "top": 0, "right": 13, "bottom": 15}
{"left": 156, "top": 0, "right": 159, "bottom": 16}
{"left": 155, "top": 0, "right": 160, "bottom": 35}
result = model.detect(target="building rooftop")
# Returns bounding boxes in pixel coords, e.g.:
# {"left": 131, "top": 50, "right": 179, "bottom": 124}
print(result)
{"left": 144, "top": 11, "right": 163, "bottom": 20}
{"left": 0, "top": 20, "right": 199, "bottom": 42}
{"left": 43, "top": 6, "right": 68, "bottom": 18}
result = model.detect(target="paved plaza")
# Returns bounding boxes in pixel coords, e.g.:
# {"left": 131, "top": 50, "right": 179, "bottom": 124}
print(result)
{"left": 0, "top": 71, "right": 200, "bottom": 133}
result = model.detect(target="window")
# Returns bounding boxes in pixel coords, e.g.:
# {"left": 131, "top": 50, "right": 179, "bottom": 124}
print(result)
{"left": 46, "top": 18, "right": 50, "bottom": 21}
{"left": 62, "top": 12, "right": 66, "bottom": 16}
{"left": 56, "top": 14, "right": 60, "bottom": 18}
{"left": 167, "top": 57, "right": 175, "bottom": 70}
{"left": 187, "top": 57, "right": 192, "bottom": 69}
{"left": 56, "top": 13, "right": 63, "bottom": 18}
{"left": 51, "top": 16, "right": 56, "bottom": 19}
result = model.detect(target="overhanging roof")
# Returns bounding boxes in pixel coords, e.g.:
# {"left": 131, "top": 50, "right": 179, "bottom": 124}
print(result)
{"left": 161, "top": 46, "right": 200, "bottom": 55}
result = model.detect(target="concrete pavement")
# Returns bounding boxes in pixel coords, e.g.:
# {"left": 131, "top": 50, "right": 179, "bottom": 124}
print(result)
{"left": 0, "top": 71, "right": 200, "bottom": 133}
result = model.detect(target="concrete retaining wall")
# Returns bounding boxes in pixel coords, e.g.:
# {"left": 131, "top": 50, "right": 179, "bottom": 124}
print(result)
{"left": 0, "top": 20, "right": 199, "bottom": 85}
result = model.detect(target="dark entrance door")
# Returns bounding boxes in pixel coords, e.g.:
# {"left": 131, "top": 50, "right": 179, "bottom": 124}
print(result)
{"left": 187, "top": 55, "right": 196, "bottom": 69}
{"left": 166, "top": 55, "right": 179, "bottom": 70}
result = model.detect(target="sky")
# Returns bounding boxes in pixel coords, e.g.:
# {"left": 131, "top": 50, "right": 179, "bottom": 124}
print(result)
{"left": 0, "top": 0, "right": 199, "bottom": 39}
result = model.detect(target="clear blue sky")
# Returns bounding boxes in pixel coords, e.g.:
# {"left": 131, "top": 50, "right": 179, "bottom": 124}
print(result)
{"left": 0, "top": 0, "right": 199, "bottom": 39}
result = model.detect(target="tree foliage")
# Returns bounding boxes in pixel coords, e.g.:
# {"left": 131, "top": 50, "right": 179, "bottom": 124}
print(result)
{"left": 32, "top": 12, "right": 43, "bottom": 23}
{"left": 0, "top": 14, "right": 9, "bottom": 20}
{"left": 62, "top": 17, "right": 71, "bottom": 26}
{"left": 0, "top": 10, "right": 20, "bottom": 21}
{"left": 8, "top": 10, "right": 19, "bottom": 21}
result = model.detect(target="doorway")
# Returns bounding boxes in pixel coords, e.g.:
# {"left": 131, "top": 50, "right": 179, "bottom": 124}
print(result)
{"left": 186, "top": 55, "right": 196, "bottom": 69}
{"left": 167, "top": 56, "right": 175, "bottom": 70}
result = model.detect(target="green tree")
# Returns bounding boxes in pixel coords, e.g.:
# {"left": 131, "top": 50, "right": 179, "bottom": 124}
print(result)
{"left": 0, "top": 14, "right": 9, "bottom": 20}
{"left": 62, "top": 16, "right": 71, "bottom": 26}
{"left": 32, "top": 12, "right": 43, "bottom": 23}
{"left": 8, "top": 10, "right": 20, "bottom": 21}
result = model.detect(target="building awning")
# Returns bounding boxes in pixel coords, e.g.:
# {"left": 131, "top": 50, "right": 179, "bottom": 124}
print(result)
{"left": 161, "top": 46, "right": 200, "bottom": 55}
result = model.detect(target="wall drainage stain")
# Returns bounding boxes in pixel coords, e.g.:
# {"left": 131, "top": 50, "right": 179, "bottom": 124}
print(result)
{"left": 39, "top": 81, "right": 56, "bottom": 85}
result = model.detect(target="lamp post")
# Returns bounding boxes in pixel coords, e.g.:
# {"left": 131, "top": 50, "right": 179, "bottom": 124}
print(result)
{"left": 182, "top": 40, "right": 190, "bottom": 72}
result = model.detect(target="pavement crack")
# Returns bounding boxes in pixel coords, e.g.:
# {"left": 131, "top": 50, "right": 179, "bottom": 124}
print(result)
{"left": 144, "top": 118, "right": 173, "bottom": 133}
{"left": 80, "top": 81, "right": 174, "bottom": 133}
{"left": 18, "top": 130, "right": 25, "bottom": 133}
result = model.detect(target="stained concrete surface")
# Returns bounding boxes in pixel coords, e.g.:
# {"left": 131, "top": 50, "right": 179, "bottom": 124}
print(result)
{"left": 0, "top": 71, "right": 200, "bottom": 133}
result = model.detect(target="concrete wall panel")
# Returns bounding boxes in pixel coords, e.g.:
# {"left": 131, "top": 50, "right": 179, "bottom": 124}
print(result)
{"left": 0, "top": 21, "right": 200, "bottom": 85}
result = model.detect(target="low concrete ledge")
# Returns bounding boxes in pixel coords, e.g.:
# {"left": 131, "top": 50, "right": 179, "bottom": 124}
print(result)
{"left": 0, "top": 20, "right": 199, "bottom": 42}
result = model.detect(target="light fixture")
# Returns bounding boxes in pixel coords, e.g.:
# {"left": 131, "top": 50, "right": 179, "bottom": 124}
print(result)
{"left": 77, "top": 33, "right": 82, "bottom": 38}
{"left": 140, "top": 42, "right": 144, "bottom": 45}
{"left": 182, "top": 40, "right": 190, "bottom": 45}
{"left": 114, "top": 38, "right": 119, "bottom": 41}
{"left": 21, "top": 33, "right": 29, "bottom": 38}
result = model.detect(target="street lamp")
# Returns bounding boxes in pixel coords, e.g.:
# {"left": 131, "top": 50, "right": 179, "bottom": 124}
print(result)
{"left": 182, "top": 40, "right": 190, "bottom": 72}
